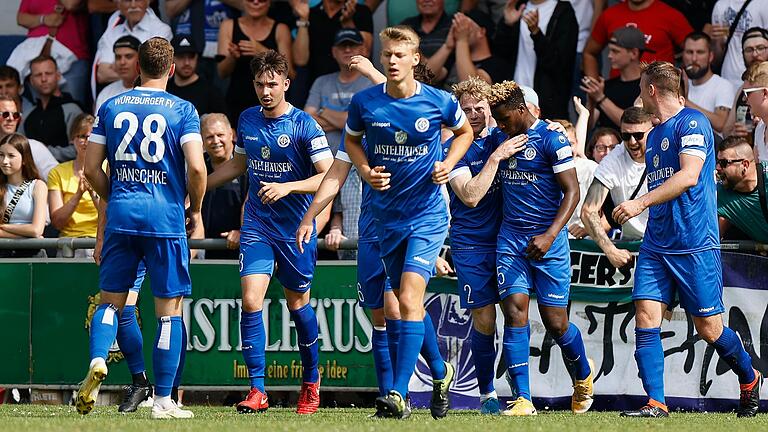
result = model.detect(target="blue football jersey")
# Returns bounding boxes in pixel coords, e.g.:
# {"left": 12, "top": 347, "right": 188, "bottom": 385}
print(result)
{"left": 336, "top": 136, "right": 376, "bottom": 242}
{"left": 237, "top": 105, "right": 332, "bottom": 241}
{"left": 498, "top": 120, "right": 575, "bottom": 236}
{"left": 345, "top": 82, "right": 466, "bottom": 227}
{"left": 643, "top": 107, "right": 719, "bottom": 253}
{"left": 90, "top": 87, "right": 201, "bottom": 237}
{"left": 444, "top": 127, "right": 506, "bottom": 250}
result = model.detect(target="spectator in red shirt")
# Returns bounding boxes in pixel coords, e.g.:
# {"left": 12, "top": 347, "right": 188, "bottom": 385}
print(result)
{"left": 582, "top": 0, "right": 692, "bottom": 79}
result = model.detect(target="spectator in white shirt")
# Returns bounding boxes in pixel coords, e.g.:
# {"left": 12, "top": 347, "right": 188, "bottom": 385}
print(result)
{"left": 580, "top": 106, "right": 652, "bottom": 268}
{"left": 93, "top": 0, "right": 172, "bottom": 89}
{"left": 743, "top": 61, "right": 768, "bottom": 162}
{"left": 94, "top": 36, "right": 140, "bottom": 113}
{"left": 682, "top": 31, "right": 737, "bottom": 135}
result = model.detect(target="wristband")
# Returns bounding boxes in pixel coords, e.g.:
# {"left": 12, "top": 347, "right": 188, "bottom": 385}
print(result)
{"left": 39, "top": 15, "right": 45, "bottom": 26}
{"left": 597, "top": 95, "right": 607, "bottom": 105}
{"left": 296, "top": 20, "right": 309, "bottom": 28}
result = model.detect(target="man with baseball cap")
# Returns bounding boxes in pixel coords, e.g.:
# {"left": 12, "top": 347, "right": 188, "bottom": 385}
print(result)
{"left": 166, "top": 34, "right": 224, "bottom": 116}
{"left": 94, "top": 35, "right": 140, "bottom": 113}
{"left": 581, "top": 26, "right": 645, "bottom": 131}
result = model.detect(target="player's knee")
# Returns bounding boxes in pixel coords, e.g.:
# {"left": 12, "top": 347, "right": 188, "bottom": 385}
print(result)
{"left": 694, "top": 316, "right": 724, "bottom": 344}
{"left": 383, "top": 294, "right": 401, "bottom": 320}
{"left": 540, "top": 306, "right": 569, "bottom": 337}
{"left": 370, "top": 308, "right": 387, "bottom": 327}
{"left": 471, "top": 306, "right": 496, "bottom": 335}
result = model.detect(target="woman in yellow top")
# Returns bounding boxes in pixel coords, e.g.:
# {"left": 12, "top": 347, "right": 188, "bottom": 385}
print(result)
{"left": 47, "top": 113, "right": 99, "bottom": 257}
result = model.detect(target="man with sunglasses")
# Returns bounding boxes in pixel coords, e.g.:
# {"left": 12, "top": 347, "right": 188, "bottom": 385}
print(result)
{"left": 0, "top": 95, "right": 57, "bottom": 179}
{"left": 580, "top": 107, "right": 652, "bottom": 267}
{"left": 716, "top": 135, "right": 768, "bottom": 243}
{"left": 742, "top": 61, "right": 768, "bottom": 162}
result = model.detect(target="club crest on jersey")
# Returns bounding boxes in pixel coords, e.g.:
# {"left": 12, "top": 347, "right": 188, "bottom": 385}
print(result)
{"left": 689, "top": 120, "right": 697, "bottom": 129}
{"left": 261, "top": 145, "right": 270, "bottom": 160}
{"left": 661, "top": 138, "right": 669, "bottom": 151}
{"left": 653, "top": 154, "right": 660, "bottom": 168}
{"left": 509, "top": 158, "right": 518, "bottom": 169}
{"left": 277, "top": 134, "right": 291, "bottom": 148}
{"left": 524, "top": 147, "right": 537, "bottom": 160}
{"left": 395, "top": 130, "right": 408, "bottom": 144}
{"left": 415, "top": 117, "right": 429, "bottom": 133}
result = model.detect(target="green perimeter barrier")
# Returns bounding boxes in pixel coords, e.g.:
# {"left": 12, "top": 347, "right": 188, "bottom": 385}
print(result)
{"left": 0, "top": 240, "right": 640, "bottom": 389}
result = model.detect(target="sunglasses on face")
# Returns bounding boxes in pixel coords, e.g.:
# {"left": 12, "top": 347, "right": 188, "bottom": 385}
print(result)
{"left": 0, "top": 111, "right": 21, "bottom": 120}
{"left": 743, "top": 87, "right": 768, "bottom": 98}
{"left": 620, "top": 130, "right": 648, "bottom": 142}
{"left": 717, "top": 158, "right": 746, "bottom": 169}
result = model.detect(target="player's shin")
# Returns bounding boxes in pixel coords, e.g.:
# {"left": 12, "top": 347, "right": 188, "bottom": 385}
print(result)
{"left": 90, "top": 303, "right": 120, "bottom": 362}
{"left": 385, "top": 318, "right": 401, "bottom": 371}
{"left": 471, "top": 328, "right": 496, "bottom": 395}
{"left": 554, "top": 323, "right": 591, "bottom": 380}
{"left": 290, "top": 303, "right": 320, "bottom": 383}
{"left": 502, "top": 324, "right": 531, "bottom": 400}
{"left": 116, "top": 305, "right": 147, "bottom": 383}
{"left": 421, "top": 311, "right": 447, "bottom": 380}
{"left": 172, "top": 318, "right": 188, "bottom": 402}
{"left": 372, "top": 326, "right": 393, "bottom": 395}
{"left": 153, "top": 316, "right": 184, "bottom": 398}
{"left": 393, "top": 319, "right": 425, "bottom": 397}
{"left": 634, "top": 327, "right": 666, "bottom": 405}
{"left": 240, "top": 310, "right": 266, "bottom": 391}
{"left": 711, "top": 326, "right": 756, "bottom": 384}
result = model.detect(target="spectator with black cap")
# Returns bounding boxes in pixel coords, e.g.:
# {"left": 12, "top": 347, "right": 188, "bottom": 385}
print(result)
{"left": 167, "top": 34, "right": 225, "bottom": 116}
{"left": 581, "top": 26, "right": 643, "bottom": 132}
{"left": 304, "top": 28, "right": 372, "bottom": 154}
{"left": 94, "top": 35, "right": 140, "bottom": 113}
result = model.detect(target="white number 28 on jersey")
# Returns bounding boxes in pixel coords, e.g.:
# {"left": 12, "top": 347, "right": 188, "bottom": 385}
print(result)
{"left": 114, "top": 112, "right": 167, "bottom": 163}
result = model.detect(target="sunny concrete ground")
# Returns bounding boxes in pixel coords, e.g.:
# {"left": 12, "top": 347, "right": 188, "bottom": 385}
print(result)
{"left": 2, "top": 405, "right": 768, "bottom": 432}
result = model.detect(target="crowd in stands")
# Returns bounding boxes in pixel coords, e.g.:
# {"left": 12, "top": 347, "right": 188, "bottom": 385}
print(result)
{"left": 1, "top": 0, "right": 768, "bottom": 260}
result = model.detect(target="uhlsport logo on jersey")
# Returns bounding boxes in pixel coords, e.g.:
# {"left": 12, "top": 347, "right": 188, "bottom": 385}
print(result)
{"left": 415, "top": 117, "right": 429, "bottom": 133}
{"left": 261, "top": 145, "right": 270, "bottom": 160}
{"left": 524, "top": 147, "right": 537, "bottom": 160}
{"left": 277, "top": 134, "right": 291, "bottom": 148}
{"left": 661, "top": 137, "right": 670, "bottom": 151}
{"left": 689, "top": 120, "right": 698, "bottom": 129}
{"left": 394, "top": 130, "right": 408, "bottom": 144}
{"left": 653, "top": 154, "right": 660, "bottom": 168}
{"left": 558, "top": 135, "right": 567, "bottom": 144}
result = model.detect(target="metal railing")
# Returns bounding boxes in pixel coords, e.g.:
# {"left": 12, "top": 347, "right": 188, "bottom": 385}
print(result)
{"left": 0, "top": 237, "right": 765, "bottom": 258}
{"left": 0, "top": 237, "right": 359, "bottom": 258}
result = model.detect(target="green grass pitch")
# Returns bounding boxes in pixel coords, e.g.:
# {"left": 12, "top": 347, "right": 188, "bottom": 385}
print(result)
{"left": 2, "top": 405, "right": 768, "bottom": 432}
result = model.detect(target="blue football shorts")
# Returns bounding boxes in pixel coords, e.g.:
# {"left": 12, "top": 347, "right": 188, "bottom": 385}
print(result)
{"left": 633, "top": 247, "right": 724, "bottom": 317}
{"left": 376, "top": 216, "right": 449, "bottom": 289}
{"left": 99, "top": 231, "right": 191, "bottom": 298}
{"left": 356, "top": 240, "right": 393, "bottom": 309}
{"left": 453, "top": 249, "right": 499, "bottom": 309}
{"left": 496, "top": 229, "right": 571, "bottom": 308}
{"left": 239, "top": 226, "right": 317, "bottom": 293}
